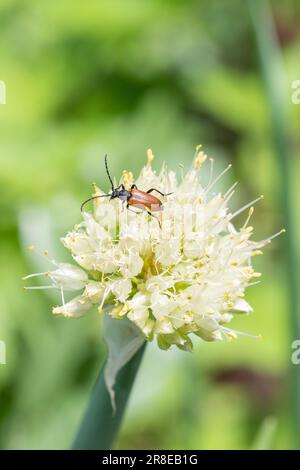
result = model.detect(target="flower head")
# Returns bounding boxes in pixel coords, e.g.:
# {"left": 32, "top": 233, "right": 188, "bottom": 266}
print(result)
{"left": 24, "top": 148, "right": 284, "bottom": 350}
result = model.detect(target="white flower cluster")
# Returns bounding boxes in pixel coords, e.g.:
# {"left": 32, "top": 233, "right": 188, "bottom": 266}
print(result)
{"left": 24, "top": 148, "right": 283, "bottom": 351}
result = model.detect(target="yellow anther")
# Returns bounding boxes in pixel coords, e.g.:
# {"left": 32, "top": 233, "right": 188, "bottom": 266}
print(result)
{"left": 27, "top": 245, "right": 34, "bottom": 251}
{"left": 183, "top": 313, "right": 193, "bottom": 323}
{"left": 110, "top": 303, "right": 130, "bottom": 318}
{"left": 193, "top": 150, "right": 207, "bottom": 170}
{"left": 251, "top": 250, "right": 263, "bottom": 256}
{"left": 147, "top": 148, "right": 154, "bottom": 166}
{"left": 92, "top": 183, "right": 103, "bottom": 198}
{"left": 244, "top": 267, "right": 254, "bottom": 275}
{"left": 122, "top": 170, "right": 133, "bottom": 187}
{"left": 227, "top": 331, "right": 238, "bottom": 340}
{"left": 119, "top": 303, "right": 130, "bottom": 316}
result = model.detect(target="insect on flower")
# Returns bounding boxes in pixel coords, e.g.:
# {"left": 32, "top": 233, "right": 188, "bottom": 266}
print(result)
{"left": 80, "top": 155, "right": 173, "bottom": 226}
{"left": 23, "top": 147, "right": 285, "bottom": 351}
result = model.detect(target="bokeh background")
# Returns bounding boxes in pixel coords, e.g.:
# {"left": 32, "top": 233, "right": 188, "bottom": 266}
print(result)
{"left": 0, "top": 0, "right": 300, "bottom": 450}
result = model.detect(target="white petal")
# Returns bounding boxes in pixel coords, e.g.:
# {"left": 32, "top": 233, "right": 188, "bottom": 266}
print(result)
{"left": 52, "top": 294, "right": 92, "bottom": 318}
{"left": 111, "top": 279, "right": 132, "bottom": 303}
{"left": 49, "top": 263, "right": 88, "bottom": 290}
{"left": 150, "top": 292, "right": 176, "bottom": 319}
{"left": 232, "top": 298, "right": 253, "bottom": 313}
{"left": 84, "top": 281, "right": 106, "bottom": 304}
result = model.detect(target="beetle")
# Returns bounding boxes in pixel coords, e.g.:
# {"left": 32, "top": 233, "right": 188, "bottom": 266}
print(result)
{"left": 81, "top": 155, "right": 172, "bottom": 226}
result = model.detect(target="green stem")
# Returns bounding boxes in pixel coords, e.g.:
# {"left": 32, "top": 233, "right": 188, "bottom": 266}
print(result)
{"left": 248, "top": 0, "right": 300, "bottom": 448}
{"left": 72, "top": 343, "right": 146, "bottom": 450}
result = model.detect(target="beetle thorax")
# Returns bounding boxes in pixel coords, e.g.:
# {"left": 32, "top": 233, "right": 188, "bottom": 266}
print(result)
{"left": 111, "top": 189, "right": 131, "bottom": 201}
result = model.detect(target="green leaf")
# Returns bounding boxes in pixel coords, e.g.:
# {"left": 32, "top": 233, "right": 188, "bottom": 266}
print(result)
{"left": 251, "top": 416, "right": 277, "bottom": 450}
{"left": 72, "top": 317, "right": 145, "bottom": 450}
{"left": 103, "top": 315, "right": 145, "bottom": 413}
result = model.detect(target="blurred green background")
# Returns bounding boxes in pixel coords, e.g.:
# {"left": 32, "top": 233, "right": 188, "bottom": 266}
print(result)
{"left": 0, "top": 0, "right": 300, "bottom": 450}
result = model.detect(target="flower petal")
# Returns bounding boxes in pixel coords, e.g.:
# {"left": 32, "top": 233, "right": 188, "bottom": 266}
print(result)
{"left": 52, "top": 294, "right": 92, "bottom": 318}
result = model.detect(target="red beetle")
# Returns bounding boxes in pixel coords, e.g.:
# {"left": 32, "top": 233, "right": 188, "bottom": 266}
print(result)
{"left": 81, "top": 155, "right": 172, "bottom": 225}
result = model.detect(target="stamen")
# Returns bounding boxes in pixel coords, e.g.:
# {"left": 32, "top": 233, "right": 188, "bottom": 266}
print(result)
{"left": 224, "top": 181, "right": 238, "bottom": 199}
{"left": 92, "top": 182, "right": 101, "bottom": 197}
{"left": 193, "top": 146, "right": 207, "bottom": 170}
{"left": 147, "top": 148, "right": 154, "bottom": 166}
{"left": 24, "top": 285, "right": 57, "bottom": 290}
{"left": 122, "top": 170, "right": 133, "bottom": 187}
{"left": 242, "top": 207, "right": 254, "bottom": 230}
{"left": 99, "top": 286, "right": 111, "bottom": 311}
{"left": 26, "top": 245, "right": 57, "bottom": 267}
{"left": 251, "top": 250, "right": 263, "bottom": 257}
{"left": 205, "top": 163, "right": 232, "bottom": 194}
{"left": 247, "top": 281, "right": 261, "bottom": 287}
{"left": 229, "top": 195, "right": 263, "bottom": 221}
{"left": 224, "top": 188, "right": 236, "bottom": 205}
{"left": 193, "top": 144, "right": 202, "bottom": 162}
{"left": 236, "top": 267, "right": 253, "bottom": 279}
{"left": 22, "top": 272, "right": 48, "bottom": 280}
{"left": 221, "top": 325, "right": 261, "bottom": 339}
{"left": 207, "top": 158, "right": 214, "bottom": 188}
{"left": 255, "top": 229, "right": 286, "bottom": 248}
{"left": 61, "top": 286, "right": 66, "bottom": 308}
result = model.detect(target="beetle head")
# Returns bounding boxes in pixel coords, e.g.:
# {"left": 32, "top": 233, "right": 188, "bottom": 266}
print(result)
{"left": 110, "top": 189, "right": 119, "bottom": 199}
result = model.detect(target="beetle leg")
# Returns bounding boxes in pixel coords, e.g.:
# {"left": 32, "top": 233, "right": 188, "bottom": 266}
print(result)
{"left": 146, "top": 188, "right": 173, "bottom": 197}
{"left": 126, "top": 204, "right": 161, "bottom": 228}
{"left": 126, "top": 203, "right": 143, "bottom": 214}
{"left": 146, "top": 209, "right": 162, "bottom": 229}
{"left": 130, "top": 184, "right": 138, "bottom": 190}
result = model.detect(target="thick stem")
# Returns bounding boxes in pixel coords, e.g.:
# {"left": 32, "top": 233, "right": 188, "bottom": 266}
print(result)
{"left": 72, "top": 343, "right": 146, "bottom": 450}
{"left": 248, "top": 0, "right": 300, "bottom": 448}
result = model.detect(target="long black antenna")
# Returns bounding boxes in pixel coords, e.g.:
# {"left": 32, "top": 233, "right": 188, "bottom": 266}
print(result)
{"left": 81, "top": 154, "right": 114, "bottom": 212}
{"left": 105, "top": 154, "right": 114, "bottom": 190}
{"left": 81, "top": 194, "right": 110, "bottom": 212}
